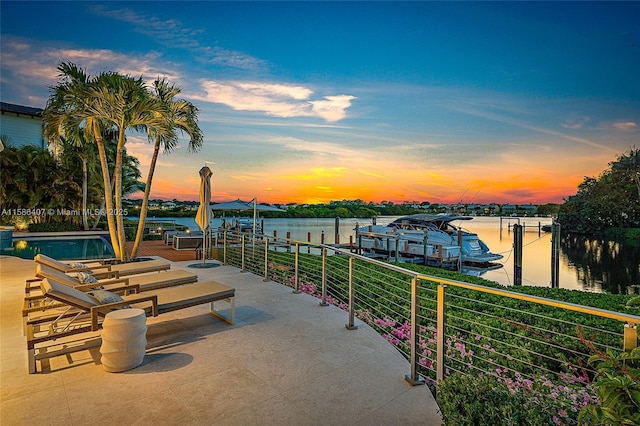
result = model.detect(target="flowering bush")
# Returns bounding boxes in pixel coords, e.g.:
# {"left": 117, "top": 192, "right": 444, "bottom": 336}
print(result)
{"left": 437, "top": 372, "right": 566, "bottom": 426}
{"left": 284, "top": 273, "right": 602, "bottom": 424}
{"left": 372, "top": 316, "right": 597, "bottom": 424}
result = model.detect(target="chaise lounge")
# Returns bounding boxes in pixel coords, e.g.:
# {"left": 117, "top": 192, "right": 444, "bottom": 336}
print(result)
{"left": 26, "top": 277, "right": 235, "bottom": 373}
{"left": 34, "top": 253, "right": 170, "bottom": 277}
{"left": 26, "top": 264, "right": 198, "bottom": 296}
{"left": 23, "top": 265, "right": 200, "bottom": 331}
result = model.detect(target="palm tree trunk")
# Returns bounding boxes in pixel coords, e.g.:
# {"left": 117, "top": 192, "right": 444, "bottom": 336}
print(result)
{"left": 114, "top": 125, "right": 128, "bottom": 261}
{"left": 91, "top": 198, "right": 105, "bottom": 230}
{"left": 93, "top": 121, "right": 121, "bottom": 259}
{"left": 130, "top": 139, "right": 161, "bottom": 259}
{"left": 82, "top": 157, "right": 89, "bottom": 230}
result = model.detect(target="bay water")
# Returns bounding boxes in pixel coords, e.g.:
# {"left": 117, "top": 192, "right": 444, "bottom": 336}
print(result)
{"left": 142, "top": 215, "right": 639, "bottom": 294}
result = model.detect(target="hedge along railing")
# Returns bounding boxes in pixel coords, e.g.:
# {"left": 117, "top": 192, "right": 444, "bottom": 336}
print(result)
{"left": 215, "top": 229, "right": 640, "bottom": 421}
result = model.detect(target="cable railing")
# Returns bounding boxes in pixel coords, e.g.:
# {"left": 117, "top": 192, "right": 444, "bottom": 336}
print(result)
{"left": 212, "top": 229, "right": 639, "bottom": 422}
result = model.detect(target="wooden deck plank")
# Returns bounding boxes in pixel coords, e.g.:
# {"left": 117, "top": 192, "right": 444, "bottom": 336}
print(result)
{"left": 125, "top": 240, "right": 197, "bottom": 262}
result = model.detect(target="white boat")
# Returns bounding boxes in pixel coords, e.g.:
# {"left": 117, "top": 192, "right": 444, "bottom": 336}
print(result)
{"left": 357, "top": 214, "right": 503, "bottom": 266}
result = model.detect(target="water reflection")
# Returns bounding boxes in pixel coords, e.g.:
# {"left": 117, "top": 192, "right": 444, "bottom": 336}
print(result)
{"left": 420, "top": 217, "right": 639, "bottom": 294}
{"left": 143, "top": 215, "right": 639, "bottom": 294}
{"left": 562, "top": 235, "right": 640, "bottom": 295}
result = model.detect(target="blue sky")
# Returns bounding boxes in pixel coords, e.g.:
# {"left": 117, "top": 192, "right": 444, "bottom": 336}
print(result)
{"left": 1, "top": 1, "right": 638, "bottom": 204}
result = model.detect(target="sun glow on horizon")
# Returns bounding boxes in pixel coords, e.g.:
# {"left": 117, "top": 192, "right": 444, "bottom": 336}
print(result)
{"left": 132, "top": 167, "right": 579, "bottom": 205}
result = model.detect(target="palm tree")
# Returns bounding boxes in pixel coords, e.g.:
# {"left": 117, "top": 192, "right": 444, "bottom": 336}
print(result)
{"left": 85, "top": 72, "right": 170, "bottom": 261}
{"left": 44, "top": 62, "right": 169, "bottom": 261}
{"left": 129, "top": 78, "right": 203, "bottom": 259}
{"left": 45, "top": 132, "right": 96, "bottom": 230}
{"left": 43, "top": 62, "right": 123, "bottom": 256}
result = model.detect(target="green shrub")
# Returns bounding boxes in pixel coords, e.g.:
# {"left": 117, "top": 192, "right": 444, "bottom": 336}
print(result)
{"left": 437, "top": 373, "right": 562, "bottom": 426}
{"left": 578, "top": 347, "right": 640, "bottom": 425}
{"left": 143, "top": 234, "right": 163, "bottom": 241}
{"left": 28, "top": 222, "right": 80, "bottom": 232}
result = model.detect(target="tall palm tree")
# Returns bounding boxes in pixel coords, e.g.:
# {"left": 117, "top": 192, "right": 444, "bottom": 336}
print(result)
{"left": 83, "top": 72, "right": 170, "bottom": 261}
{"left": 44, "top": 62, "right": 169, "bottom": 261}
{"left": 129, "top": 78, "right": 203, "bottom": 259}
{"left": 45, "top": 131, "right": 96, "bottom": 230}
{"left": 43, "top": 62, "right": 122, "bottom": 256}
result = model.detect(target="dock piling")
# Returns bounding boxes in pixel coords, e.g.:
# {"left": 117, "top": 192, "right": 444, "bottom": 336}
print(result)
{"left": 513, "top": 224, "right": 523, "bottom": 285}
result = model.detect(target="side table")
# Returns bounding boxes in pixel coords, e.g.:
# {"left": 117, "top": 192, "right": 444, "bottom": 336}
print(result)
{"left": 100, "top": 308, "right": 147, "bottom": 372}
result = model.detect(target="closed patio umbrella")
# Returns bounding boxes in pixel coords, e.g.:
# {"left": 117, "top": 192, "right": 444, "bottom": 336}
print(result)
{"left": 190, "top": 166, "right": 216, "bottom": 268}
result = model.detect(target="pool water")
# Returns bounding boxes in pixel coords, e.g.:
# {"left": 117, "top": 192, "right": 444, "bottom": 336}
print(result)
{"left": 5, "top": 236, "right": 115, "bottom": 260}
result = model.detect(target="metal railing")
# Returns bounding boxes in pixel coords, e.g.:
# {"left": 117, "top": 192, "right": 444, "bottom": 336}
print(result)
{"left": 212, "top": 229, "right": 639, "bottom": 421}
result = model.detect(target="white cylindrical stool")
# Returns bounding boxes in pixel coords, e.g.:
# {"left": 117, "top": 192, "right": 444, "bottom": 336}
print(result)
{"left": 100, "top": 308, "right": 147, "bottom": 372}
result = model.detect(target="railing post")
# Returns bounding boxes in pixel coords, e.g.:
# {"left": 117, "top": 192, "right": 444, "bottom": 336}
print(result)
{"left": 320, "top": 247, "right": 329, "bottom": 306}
{"left": 345, "top": 257, "right": 358, "bottom": 330}
{"left": 395, "top": 238, "right": 399, "bottom": 262}
{"left": 293, "top": 243, "right": 301, "bottom": 293}
{"left": 624, "top": 323, "right": 638, "bottom": 352}
{"left": 223, "top": 231, "right": 227, "bottom": 265}
{"left": 241, "top": 234, "right": 246, "bottom": 272}
{"left": 436, "top": 284, "right": 447, "bottom": 382}
{"left": 355, "top": 222, "right": 359, "bottom": 254}
{"left": 263, "top": 237, "right": 269, "bottom": 282}
{"left": 513, "top": 224, "right": 523, "bottom": 285}
{"left": 551, "top": 221, "right": 561, "bottom": 288}
{"left": 405, "top": 276, "right": 425, "bottom": 386}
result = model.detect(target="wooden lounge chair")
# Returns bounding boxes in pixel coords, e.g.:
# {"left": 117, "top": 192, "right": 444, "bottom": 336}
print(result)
{"left": 23, "top": 265, "right": 200, "bottom": 332}
{"left": 23, "top": 266, "right": 198, "bottom": 336}
{"left": 26, "top": 264, "right": 198, "bottom": 296}
{"left": 26, "top": 277, "right": 235, "bottom": 373}
{"left": 34, "top": 253, "right": 170, "bottom": 277}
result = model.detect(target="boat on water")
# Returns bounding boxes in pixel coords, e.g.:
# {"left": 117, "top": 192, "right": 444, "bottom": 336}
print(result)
{"left": 221, "top": 217, "right": 254, "bottom": 232}
{"left": 356, "top": 214, "right": 503, "bottom": 269}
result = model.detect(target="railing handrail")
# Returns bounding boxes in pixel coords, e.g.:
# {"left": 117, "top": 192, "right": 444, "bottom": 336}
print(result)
{"left": 324, "top": 243, "right": 640, "bottom": 325}
{"left": 416, "top": 274, "right": 640, "bottom": 325}
{"left": 223, "top": 230, "right": 640, "bottom": 326}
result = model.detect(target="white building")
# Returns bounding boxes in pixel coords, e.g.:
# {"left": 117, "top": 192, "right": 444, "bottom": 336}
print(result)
{"left": 0, "top": 102, "right": 45, "bottom": 149}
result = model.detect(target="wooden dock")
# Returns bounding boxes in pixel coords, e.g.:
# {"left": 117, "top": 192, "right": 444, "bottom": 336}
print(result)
{"left": 125, "top": 240, "right": 197, "bottom": 262}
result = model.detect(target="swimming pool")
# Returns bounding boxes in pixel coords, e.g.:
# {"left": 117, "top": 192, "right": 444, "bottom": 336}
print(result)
{"left": 4, "top": 235, "right": 115, "bottom": 260}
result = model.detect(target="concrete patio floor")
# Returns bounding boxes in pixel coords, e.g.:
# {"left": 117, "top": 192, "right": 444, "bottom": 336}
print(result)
{"left": 0, "top": 256, "right": 442, "bottom": 425}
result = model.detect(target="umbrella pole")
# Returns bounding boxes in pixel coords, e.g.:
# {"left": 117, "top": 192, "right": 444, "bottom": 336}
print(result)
{"left": 202, "top": 231, "right": 206, "bottom": 265}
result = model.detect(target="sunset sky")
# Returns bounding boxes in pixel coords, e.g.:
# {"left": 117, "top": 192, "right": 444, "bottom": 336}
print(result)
{"left": 1, "top": 1, "right": 638, "bottom": 205}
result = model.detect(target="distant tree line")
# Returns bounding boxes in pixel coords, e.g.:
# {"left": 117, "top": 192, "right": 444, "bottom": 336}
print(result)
{"left": 261, "top": 203, "right": 421, "bottom": 218}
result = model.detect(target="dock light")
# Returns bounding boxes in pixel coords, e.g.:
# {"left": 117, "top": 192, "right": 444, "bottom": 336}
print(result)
{"left": 186, "top": 229, "right": 191, "bottom": 234}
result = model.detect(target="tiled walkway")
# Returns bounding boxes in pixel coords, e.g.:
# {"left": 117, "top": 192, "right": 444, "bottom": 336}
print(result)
{"left": 0, "top": 255, "right": 442, "bottom": 425}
